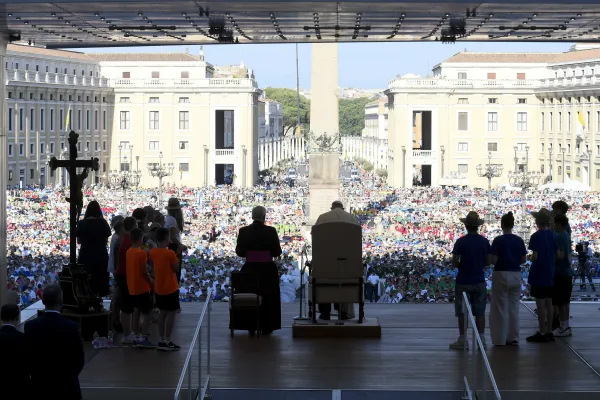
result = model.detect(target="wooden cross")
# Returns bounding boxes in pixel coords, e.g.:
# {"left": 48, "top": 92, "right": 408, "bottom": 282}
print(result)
{"left": 49, "top": 131, "right": 99, "bottom": 265}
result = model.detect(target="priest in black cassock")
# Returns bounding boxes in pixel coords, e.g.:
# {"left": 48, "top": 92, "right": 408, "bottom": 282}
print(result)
{"left": 235, "top": 206, "right": 282, "bottom": 334}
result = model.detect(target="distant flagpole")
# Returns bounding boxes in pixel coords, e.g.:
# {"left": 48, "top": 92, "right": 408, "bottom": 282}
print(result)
{"left": 65, "top": 103, "right": 72, "bottom": 132}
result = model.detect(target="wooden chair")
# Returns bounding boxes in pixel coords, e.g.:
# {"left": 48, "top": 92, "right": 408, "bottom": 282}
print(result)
{"left": 308, "top": 221, "right": 364, "bottom": 323}
{"left": 229, "top": 272, "right": 262, "bottom": 337}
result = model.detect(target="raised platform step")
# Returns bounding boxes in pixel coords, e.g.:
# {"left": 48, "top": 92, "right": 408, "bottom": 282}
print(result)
{"left": 292, "top": 317, "right": 382, "bottom": 338}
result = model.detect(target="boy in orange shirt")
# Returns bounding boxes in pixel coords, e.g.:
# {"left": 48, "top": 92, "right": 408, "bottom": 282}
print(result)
{"left": 150, "top": 228, "right": 181, "bottom": 351}
{"left": 126, "top": 228, "right": 155, "bottom": 348}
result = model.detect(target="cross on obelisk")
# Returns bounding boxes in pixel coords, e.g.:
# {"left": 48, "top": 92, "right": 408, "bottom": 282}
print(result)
{"left": 49, "top": 131, "right": 99, "bottom": 265}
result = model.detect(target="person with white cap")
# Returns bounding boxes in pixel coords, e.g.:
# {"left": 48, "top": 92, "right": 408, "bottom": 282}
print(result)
{"left": 449, "top": 211, "right": 491, "bottom": 350}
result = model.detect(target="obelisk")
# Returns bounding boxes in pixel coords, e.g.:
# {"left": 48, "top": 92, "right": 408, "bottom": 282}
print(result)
{"left": 308, "top": 43, "right": 340, "bottom": 225}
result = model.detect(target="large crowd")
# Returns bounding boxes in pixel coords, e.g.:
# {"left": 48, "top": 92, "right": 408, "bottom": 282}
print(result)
{"left": 6, "top": 163, "right": 600, "bottom": 309}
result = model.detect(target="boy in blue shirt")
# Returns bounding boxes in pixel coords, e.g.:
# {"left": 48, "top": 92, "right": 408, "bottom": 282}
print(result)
{"left": 527, "top": 208, "right": 558, "bottom": 343}
{"left": 449, "top": 211, "right": 492, "bottom": 350}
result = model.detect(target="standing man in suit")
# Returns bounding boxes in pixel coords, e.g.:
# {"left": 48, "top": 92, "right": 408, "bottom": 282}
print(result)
{"left": 0, "top": 304, "right": 30, "bottom": 396}
{"left": 24, "top": 284, "right": 85, "bottom": 400}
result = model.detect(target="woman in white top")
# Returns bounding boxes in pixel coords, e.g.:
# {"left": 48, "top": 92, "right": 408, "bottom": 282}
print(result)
{"left": 165, "top": 197, "right": 188, "bottom": 283}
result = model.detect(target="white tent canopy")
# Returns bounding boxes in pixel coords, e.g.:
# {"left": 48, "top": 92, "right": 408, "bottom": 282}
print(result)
{"left": 539, "top": 176, "right": 590, "bottom": 192}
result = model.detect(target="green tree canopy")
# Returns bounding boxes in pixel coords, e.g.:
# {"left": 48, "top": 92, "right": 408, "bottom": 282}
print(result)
{"left": 339, "top": 97, "right": 374, "bottom": 136}
{"left": 263, "top": 87, "right": 310, "bottom": 136}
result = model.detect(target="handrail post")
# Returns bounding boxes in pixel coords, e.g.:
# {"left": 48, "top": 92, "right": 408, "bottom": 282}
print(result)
{"left": 207, "top": 296, "right": 212, "bottom": 397}
{"left": 199, "top": 300, "right": 203, "bottom": 399}
{"left": 187, "top": 360, "right": 192, "bottom": 400}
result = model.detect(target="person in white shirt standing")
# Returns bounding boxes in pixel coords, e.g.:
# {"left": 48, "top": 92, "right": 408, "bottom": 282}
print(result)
{"left": 367, "top": 272, "right": 380, "bottom": 302}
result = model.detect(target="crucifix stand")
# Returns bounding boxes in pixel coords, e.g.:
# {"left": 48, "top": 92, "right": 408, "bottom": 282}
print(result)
{"left": 49, "top": 131, "right": 103, "bottom": 313}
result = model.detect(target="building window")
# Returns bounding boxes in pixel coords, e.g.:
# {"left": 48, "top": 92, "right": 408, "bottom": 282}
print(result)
{"left": 541, "top": 112, "right": 545, "bottom": 131}
{"left": 567, "top": 143, "right": 571, "bottom": 154}
{"left": 179, "top": 141, "right": 189, "bottom": 150}
{"left": 149, "top": 111, "right": 160, "bottom": 130}
{"left": 567, "top": 111, "right": 572, "bottom": 131}
{"left": 576, "top": 167, "right": 581, "bottom": 178}
{"left": 120, "top": 97, "right": 131, "bottom": 103}
{"left": 181, "top": 71, "right": 189, "bottom": 79}
{"left": 458, "top": 112, "right": 468, "bottom": 131}
{"left": 40, "top": 109, "right": 45, "bottom": 131}
{"left": 19, "top": 144, "right": 24, "bottom": 156}
{"left": 487, "top": 72, "right": 496, "bottom": 80}
{"left": 122, "top": 71, "right": 131, "bottom": 79}
{"left": 40, "top": 143, "right": 45, "bottom": 154}
{"left": 587, "top": 111, "right": 591, "bottom": 130}
{"left": 19, "top": 108, "right": 24, "bottom": 131}
{"left": 59, "top": 110, "right": 64, "bottom": 131}
{"left": 94, "top": 141, "right": 99, "bottom": 151}
{"left": 86, "top": 96, "right": 90, "bottom": 102}
{"left": 517, "top": 73, "right": 526, "bottom": 80}
{"left": 149, "top": 141, "right": 160, "bottom": 151}
{"left": 179, "top": 111, "right": 189, "bottom": 130}
{"left": 518, "top": 98, "right": 527, "bottom": 104}
{"left": 94, "top": 110, "right": 98, "bottom": 130}
{"left": 8, "top": 107, "right": 12, "bottom": 131}
{"left": 8, "top": 144, "right": 12, "bottom": 156}
{"left": 120, "top": 111, "right": 131, "bottom": 130}
{"left": 458, "top": 72, "right": 467, "bottom": 79}
{"left": 488, "top": 142, "right": 498, "bottom": 152}
{"left": 77, "top": 110, "right": 82, "bottom": 130}
{"left": 487, "top": 112, "right": 498, "bottom": 131}
{"left": 516, "top": 143, "right": 528, "bottom": 152}
{"left": 50, "top": 109, "right": 54, "bottom": 131}
{"left": 179, "top": 97, "right": 190, "bottom": 103}
{"left": 179, "top": 163, "right": 189, "bottom": 172}
{"left": 85, "top": 142, "right": 90, "bottom": 152}
{"left": 30, "top": 143, "right": 35, "bottom": 155}
{"left": 30, "top": 169, "right": 34, "bottom": 179}
{"left": 30, "top": 108, "right": 35, "bottom": 131}
{"left": 541, "top": 143, "right": 545, "bottom": 153}
{"left": 86, "top": 110, "right": 90, "bottom": 130}
{"left": 103, "top": 111, "right": 107, "bottom": 130}
{"left": 149, "top": 97, "right": 159, "bottom": 103}
{"left": 50, "top": 143, "right": 54, "bottom": 154}
{"left": 517, "top": 112, "right": 527, "bottom": 131}
{"left": 103, "top": 163, "right": 106, "bottom": 173}
{"left": 8, "top": 170, "right": 12, "bottom": 181}
{"left": 458, "top": 164, "right": 468, "bottom": 174}
{"left": 457, "top": 142, "right": 469, "bottom": 152}
{"left": 558, "top": 112, "right": 562, "bottom": 131}
{"left": 103, "top": 141, "right": 106, "bottom": 151}
{"left": 151, "top": 71, "right": 160, "bottom": 79}
{"left": 488, "top": 98, "right": 497, "bottom": 104}
{"left": 120, "top": 141, "right": 130, "bottom": 150}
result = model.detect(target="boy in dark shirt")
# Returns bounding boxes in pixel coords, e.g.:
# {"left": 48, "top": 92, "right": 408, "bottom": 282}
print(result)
{"left": 552, "top": 214, "right": 573, "bottom": 337}
{"left": 449, "top": 211, "right": 492, "bottom": 350}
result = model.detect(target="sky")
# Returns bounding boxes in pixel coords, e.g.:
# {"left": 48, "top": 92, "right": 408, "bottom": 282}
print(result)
{"left": 80, "top": 42, "right": 573, "bottom": 90}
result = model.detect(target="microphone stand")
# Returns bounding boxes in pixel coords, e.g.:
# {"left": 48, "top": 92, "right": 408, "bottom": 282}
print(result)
{"left": 294, "top": 244, "right": 309, "bottom": 321}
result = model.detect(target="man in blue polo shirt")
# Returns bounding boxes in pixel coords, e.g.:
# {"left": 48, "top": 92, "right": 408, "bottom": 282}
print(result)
{"left": 450, "top": 211, "right": 492, "bottom": 349}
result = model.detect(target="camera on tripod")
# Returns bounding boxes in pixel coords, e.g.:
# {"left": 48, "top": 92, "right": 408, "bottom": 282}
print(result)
{"left": 576, "top": 242, "right": 589, "bottom": 257}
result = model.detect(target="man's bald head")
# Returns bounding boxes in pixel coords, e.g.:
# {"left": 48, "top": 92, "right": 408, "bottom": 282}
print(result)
{"left": 42, "top": 284, "right": 62, "bottom": 310}
{"left": 331, "top": 201, "right": 344, "bottom": 210}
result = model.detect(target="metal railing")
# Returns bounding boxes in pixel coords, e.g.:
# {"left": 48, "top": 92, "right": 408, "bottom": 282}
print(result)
{"left": 174, "top": 289, "right": 213, "bottom": 400}
{"left": 462, "top": 291, "right": 501, "bottom": 400}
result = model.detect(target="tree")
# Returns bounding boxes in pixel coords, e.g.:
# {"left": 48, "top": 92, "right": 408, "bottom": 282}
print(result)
{"left": 263, "top": 87, "right": 310, "bottom": 136}
{"left": 339, "top": 97, "right": 374, "bottom": 136}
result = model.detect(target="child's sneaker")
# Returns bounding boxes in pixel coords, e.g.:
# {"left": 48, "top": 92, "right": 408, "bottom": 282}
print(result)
{"left": 157, "top": 341, "right": 169, "bottom": 351}
{"left": 122, "top": 333, "right": 136, "bottom": 345}
{"left": 158, "top": 341, "right": 181, "bottom": 351}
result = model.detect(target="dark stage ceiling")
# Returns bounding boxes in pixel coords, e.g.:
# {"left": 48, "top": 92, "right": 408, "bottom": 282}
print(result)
{"left": 2, "top": 1, "right": 600, "bottom": 48}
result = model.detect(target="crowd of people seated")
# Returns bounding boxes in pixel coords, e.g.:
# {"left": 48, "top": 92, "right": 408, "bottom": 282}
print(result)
{"left": 6, "top": 163, "right": 600, "bottom": 311}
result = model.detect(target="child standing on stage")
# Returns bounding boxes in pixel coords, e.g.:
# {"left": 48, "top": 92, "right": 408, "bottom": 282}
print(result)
{"left": 126, "top": 228, "right": 155, "bottom": 348}
{"left": 150, "top": 228, "right": 181, "bottom": 351}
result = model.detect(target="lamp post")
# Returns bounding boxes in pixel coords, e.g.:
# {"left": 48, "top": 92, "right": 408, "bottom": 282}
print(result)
{"left": 147, "top": 151, "right": 174, "bottom": 209}
{"left": 241, "top": 144, "right": 248, "bottom": 187}
{"left": 401, "top": 145, "right": 406, "bottom": 187}
{"left": 476, "top": 152, "right": 503, "bottom": 224}
{"left": 548, "top": 147, "right": 553, "bottom": 182}
{"left": 109, "top": 144, "right": 142, "bottom": 215}
{"left": 508, "top": 145, "right": 542, "bottom": 239}
{"left": 203, "top": 145, "right": 209, "bottom": 187}
{"left": 440, "top": 145, "right": 445, "bottom": 179}
{"left": 587, "top": 149, "right": 593, "bottom": 188}
{"left": 561, "top": 147, "right": 566, "bottom": 183}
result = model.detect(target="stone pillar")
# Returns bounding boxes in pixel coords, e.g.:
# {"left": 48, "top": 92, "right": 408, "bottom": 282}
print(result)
{"left": 308, "top": 43, "right": 340, "bottom": 225}
{"left": 0, "top": 34, "right": 9, "bottom": 307}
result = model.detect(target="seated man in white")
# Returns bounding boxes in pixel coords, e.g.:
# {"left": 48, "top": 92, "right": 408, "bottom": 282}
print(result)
{"left": 311, "top": 200, "right": 361, "bottom": 320}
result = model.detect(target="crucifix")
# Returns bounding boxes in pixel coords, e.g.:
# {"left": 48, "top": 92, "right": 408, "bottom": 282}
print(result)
{"left": 49, "top": 131, "right": 102, "bottom": 311}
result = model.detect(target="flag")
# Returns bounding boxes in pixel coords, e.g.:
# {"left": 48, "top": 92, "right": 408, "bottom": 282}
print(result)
{"left": 576, "top": 111, "right": 585, "bottom": 138}
{"left": 296, "top": 125, "right": 302, "bottom": 137}
{"left": 65, "top": 103, "right": 72, "bottom": 132}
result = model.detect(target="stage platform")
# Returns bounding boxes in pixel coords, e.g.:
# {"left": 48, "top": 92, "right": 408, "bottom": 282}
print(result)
{"left": 79, "top": 302, "right": 600, "bottom": 400}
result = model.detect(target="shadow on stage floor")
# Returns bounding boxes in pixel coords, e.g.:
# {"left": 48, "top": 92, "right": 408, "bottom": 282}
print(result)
{"left": 79, "top": 302, "right": 600, "bottom": 400}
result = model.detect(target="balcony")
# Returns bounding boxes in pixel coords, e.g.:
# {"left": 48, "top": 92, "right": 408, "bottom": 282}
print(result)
{"left": 540, "top": 76, "right": 599, "bottom": 89}
{"left": 411, "top": 149, "right": 436, "bottom": 164}
{"left": 111, "top": 78, "right": 258, "bottom": 89}
{"left": 214, "top": 149, "right": 235, "bottom": 157}
{"left": 7, "top": 69, "right": 109, "bottom": 87}
{"left": 388, "top": 78, "right": 536, "bottom": 90}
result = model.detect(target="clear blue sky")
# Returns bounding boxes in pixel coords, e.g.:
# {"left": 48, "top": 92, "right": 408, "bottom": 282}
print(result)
{"left": 80, "top": 42, "right": 572, "bottom": 90}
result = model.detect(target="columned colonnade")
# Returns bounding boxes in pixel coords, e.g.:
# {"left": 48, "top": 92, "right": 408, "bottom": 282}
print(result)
{"left": 257, "top": 136, "right": 307, "bottom": 170}
{"left": 342, "top": 136, "right": 388, "bottom": 170}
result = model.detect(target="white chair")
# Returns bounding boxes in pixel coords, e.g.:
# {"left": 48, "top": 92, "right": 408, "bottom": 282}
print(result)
{"left": 308, "top": 221, "right": 364, "bottom": 323}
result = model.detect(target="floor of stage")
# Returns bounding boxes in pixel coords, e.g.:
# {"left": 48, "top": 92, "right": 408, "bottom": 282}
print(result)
{"left": 79, "top": 302, "right": 600, "bottom": 400}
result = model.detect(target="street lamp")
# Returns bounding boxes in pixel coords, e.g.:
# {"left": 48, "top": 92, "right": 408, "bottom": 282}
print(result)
{"left": 109, "top": 144, "right": 142, "bottom": 215}
{"left": 548, "top": 146, "right": 553, "bottom": 182}
{"left": 561, "top": 147, "right": 566, "bottom": 183}
{"left": 587, "top": 148, "right": 593, "bottom": 188}
{"left": 440, "top": 145, "right": 445, "bottom": 179}
{"left": 147, "top": 151, "right": 174, "bottom": 209}
{"left": 203, "top": 145, "right": 209, "bottom": 187}
{"left": 508, "top": 145, "right": 542, "bottom": 239}
{"left": 241, "top": 144, "right": 248, "bottom": 187}
{"left": 476, "top": 152, "right": 503, "bottom": 224}
{"left": 401, "top": 145, "right": 406, "bottom": 187}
